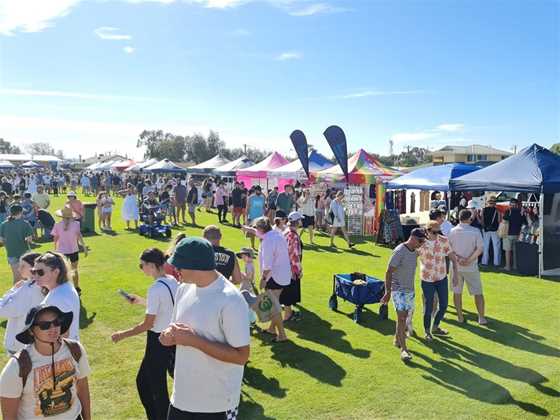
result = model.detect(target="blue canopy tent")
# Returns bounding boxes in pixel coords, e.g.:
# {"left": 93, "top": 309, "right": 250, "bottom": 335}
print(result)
{"left": 450, "top": 144, "right": 560, "bottom": 276}
{"left": 386, "top": 163, "right": 481, "bottom": 191}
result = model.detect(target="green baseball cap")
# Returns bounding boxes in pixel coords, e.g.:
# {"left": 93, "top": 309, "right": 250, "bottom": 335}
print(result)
{"left": 169, "top": 237, "right": 216, "bottom": 271}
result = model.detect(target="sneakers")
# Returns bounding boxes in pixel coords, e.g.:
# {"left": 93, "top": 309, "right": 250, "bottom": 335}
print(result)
{"left": 400, "top": 350, "right": 413, "bottom": 362}
{"left": 424, "top": 333, "right": 434, "bottom": 342}
{"left": 431, "top": 327, "right": 449, "bottom": 336}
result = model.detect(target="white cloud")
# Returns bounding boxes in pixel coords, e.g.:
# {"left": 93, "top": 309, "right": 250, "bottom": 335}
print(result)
{"left": 337, "top": 90, "right": 427, "bottom": 99}
{"left": 289, "top": 3, "right": 349, "bottom": 16}
{"left": 0, "top": 88, "right": 154, "bottom": 101}
{"left": 391, "top": 123, "right": 466, "bottom": 147}
{"left": 123, "top": 46, "right": 136, "bottom": 54}
{"left": 0, "top": 0, "right": 82, "bottom": 35}
{"left": 94, "top": 26, "right": 132, "bottom": 41}
{"left": 231, "top": 28, "right": 251, "bottom": 36}
{"left": 275, "top": 51, "right": 303, "bottom": 61}
{"left": 435, "top": 123, "right": 464, "bottom": 132}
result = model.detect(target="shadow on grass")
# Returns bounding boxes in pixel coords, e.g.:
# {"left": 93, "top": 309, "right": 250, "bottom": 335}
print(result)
{"left": 243, "top": 364, "right": 287, "bottom": 398}
{"left": 446, "top": 309, "right": 560, "bottom": 358}
{"left": 346, "top": 306, "right": 396, "bottom": 336}
{"left": 253, "top": 335, "right": 346, "bottom": 387}
{"left": 79, "top": 302, "right": 96, "bottom": 329}
{"left": 409, "top": 351, "right": 549, "bottom": 416}
{"left": 288, "top": 306, "right": 371, "bottom": 358}
{"left": 239, "top": 392, "right": 275, "bottom": 420}
{"left": 431, "top": 337, "right": 560, "bottom": 398}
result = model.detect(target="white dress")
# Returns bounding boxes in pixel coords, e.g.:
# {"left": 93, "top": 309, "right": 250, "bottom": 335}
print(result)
{"left": 122, "top": 194, "right": 139, "bottom": 221}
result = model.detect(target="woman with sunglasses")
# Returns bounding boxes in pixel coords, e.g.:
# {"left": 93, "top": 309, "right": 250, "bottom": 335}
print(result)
{"left": 0, "top": 305, "right": 91, "bottom": 420}
{"left": 416, "top": 221, "right": 459, "bottom": 341}
{"left": 110, "top": 248, "right": 178, "bottom": 420}
{"left": 34, "top": 252, "right": 81, "bottom": 341}
{"left": 0, "top": 252, "right": 45, "bottom": 354}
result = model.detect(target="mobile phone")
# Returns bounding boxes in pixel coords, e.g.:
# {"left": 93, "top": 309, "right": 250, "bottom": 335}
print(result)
{"left": 117, "top": 289, "right": 134, "bottom": 302}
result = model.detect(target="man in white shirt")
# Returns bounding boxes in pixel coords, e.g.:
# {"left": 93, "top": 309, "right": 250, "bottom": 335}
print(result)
{"left": 161, "top": 237, "right": 250, "bottom": 420}
{"left": 448, "top": 209, "right": 487, "bottom": 325}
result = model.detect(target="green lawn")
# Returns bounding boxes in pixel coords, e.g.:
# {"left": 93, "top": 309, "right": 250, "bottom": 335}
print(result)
{"left": 1, "top": 194, "right": 558, "bottom": 419}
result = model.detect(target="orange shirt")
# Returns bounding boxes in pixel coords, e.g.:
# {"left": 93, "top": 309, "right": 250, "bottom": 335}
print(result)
{"left": 417, "top": 235, "right": 452, "bottom": 282}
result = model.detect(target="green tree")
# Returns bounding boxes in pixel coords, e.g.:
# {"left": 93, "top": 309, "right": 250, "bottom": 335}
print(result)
{"left": 25, "top": 142, "right": 55, "bottom": 156}
{"left": 137, "top": 130, "right": 186, "bottom": 161}
{"left": 0, "top": 138, "right": 21, "bottom": 154}
{"left": 551, "top": 143, "right": 560, "bottom": 155}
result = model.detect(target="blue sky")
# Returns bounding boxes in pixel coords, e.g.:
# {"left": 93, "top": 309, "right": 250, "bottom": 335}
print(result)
{"left": 0, "top": 0, "right": 558, "bottom": 160}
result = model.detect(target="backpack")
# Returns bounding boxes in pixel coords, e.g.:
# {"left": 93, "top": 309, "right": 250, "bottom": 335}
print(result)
{"left": 12, "top": 338, "right": 82, "bottom": 389}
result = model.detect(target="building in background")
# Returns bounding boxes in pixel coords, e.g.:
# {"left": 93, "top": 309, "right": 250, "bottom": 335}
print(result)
{"left": 431, "top": 145, "right": 512, "bottom": 165}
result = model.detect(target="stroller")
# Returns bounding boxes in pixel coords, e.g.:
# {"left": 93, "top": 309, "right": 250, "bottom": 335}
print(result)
{"left": 139, "top": 201, "right": 172, "bottom": 239}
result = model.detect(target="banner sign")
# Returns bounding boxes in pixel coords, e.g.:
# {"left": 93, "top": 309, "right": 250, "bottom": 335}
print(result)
{"left": 323, "top": 125, "right": 349, "bottom": 182}
{"left": 290, "top": 130, "right": 310, "bottom": 178}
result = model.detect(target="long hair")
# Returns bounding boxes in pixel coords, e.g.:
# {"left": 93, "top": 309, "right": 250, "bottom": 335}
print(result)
{"left": 35, "top": 251, "right": 71, "bottom": 285}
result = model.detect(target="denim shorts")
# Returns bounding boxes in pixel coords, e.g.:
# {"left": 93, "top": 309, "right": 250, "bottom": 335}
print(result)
{"left": 393, "top": 290, "right": 415, "bottom": 312}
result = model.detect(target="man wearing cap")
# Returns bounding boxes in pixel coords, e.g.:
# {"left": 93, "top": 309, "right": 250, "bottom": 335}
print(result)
{"left": 160, "top": 238, "right": 250, "bottom": 420}
{"left": 381, "top": 228, "right": 427, "bottom": 361}
{"left": 203, "top": 225, "right": 242, "bottom": 284}
{"left": 448, "top": 209, "right": 487, "bottom": 325}
{"left": 481, "top": 196, "right": 501, "bottom": 267}
{"left": 0, "top": 205, "right": 33, "bottom": 283}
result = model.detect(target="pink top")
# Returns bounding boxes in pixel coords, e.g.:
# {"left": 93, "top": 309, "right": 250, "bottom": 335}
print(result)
{"left": 214, "top": 187, "right": 226, "bottom": 206}
{"left": 51, "top": 220, "right": 81, "bottom": 254}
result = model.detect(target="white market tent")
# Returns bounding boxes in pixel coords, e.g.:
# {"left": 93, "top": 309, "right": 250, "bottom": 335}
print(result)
{"left": 144, "top": 159, "right": 186, "bottom": 173}
{"left": 0, "top": 161, "right": 15, "bottom": 170}
{"left": 213, "top": 156, "right": 254, "bottom": 175}
{"left": 0, "top": 154, "right": 61, "bottom": 163}
{"left": 125, "top": 158, "right": 159, "bottom": 172}
{"left": 188, "top": 155, "right": 231, "bottom": 174}
{"left": 21, "top": 161, "right": 41, "bottom": 168}
{"left": 95, "top": 160, "right": 119, "bottom": 171}
{"left": 269, "top": 150, "right": 334, "bottom": 180}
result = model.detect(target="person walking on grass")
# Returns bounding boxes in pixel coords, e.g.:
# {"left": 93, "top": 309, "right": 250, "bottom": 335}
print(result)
{"left": 186, "top": 179, "right": 198, "bottom": 226}
{"left": 481, "top": 195, "right": 501, "bottom": 267}
{"left": 417, "top": 221, "right": 459, "bottom": 341}
{"left": 502, "top": 198, "right": 526, "bottom": 271}
{"left": 52, "top": 208, "right": 88, "bottom": 296}
{"left": 111, "top": 248, "right": 178, "bottom": 420}
{"left": 203, "top": 225, "right": 243, "bottom": 284}
{"left": 281, "top": 212, "right": 304, "bottom": 322}
{"left": 448, "top": 209, "right": 487, "bottom": 325}
{"left": 246, "top": 186, "right": 266, "bottom": 250}
{"left": 120, "top": 184, "right": 140, "bottom": 230}
{"left": 174, "top": 179, "right": 188, "bottom": 225}
{"left": 0, "top": 205, "right": 33, "bottom": 284}
{"left": 297, "top": 189, "right": 315, "bottom": 244}
{"left": 214, "top": 181, "right": 229, "bottom": 224}
{"left": 160, "top": 237, "right": 250, "bottom": 420}
{"left": 329, "top": 191, "right": 355, "bottom": 248}
{"left": 381, "top": 228, "right": 427, "bottom": 362}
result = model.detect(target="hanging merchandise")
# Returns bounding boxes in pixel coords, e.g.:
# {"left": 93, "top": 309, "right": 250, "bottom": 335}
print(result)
{"left": 376, "top": 209, "right": 404, "bottom": 245}
{"left": 419, "top": 191, "right": 430, "bottom": 211}
{"left": 375, "top": 181, "right": 386, "bottom": 234}
{"left": 344, "top": 185, "right": 364, "bottom": 236}
{"left": 410, "top": 192, "right": 416, "bottom": 213}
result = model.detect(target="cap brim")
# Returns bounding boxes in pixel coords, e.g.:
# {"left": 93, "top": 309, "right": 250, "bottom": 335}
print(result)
{"left": 16, "top": 307, "right": 73, "bottom": 345}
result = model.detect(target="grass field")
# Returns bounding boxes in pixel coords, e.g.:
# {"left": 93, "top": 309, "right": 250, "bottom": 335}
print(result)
{"left": 0, "top": 194, "right": 558, "bottom": 419}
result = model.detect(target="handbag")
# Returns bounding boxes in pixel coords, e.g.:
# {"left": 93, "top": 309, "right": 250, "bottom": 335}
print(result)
{"left": 254, "top": 290, "right": 282, "bottom": 323}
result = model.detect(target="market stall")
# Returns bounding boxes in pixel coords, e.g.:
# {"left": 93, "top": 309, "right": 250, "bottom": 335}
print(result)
{"left": 111, "top": 159, "right": 135, "bottom": 172}
{"left": 188, "top": 155, "right": 231, "bottom": 174}
{"left": 213, "top": 156, "right": 254, "bottom": 176}
{"left": 450, "top": 144, "right": 560, "bottom": 276}
{"left": 125, "top": 158, "right": 159, "bottom": 172}
{"left": 269, "top": 150, "right": 333, "bottom": 181}
{"left": 236, "top": 152, "right": 290, "bottom": 190}
{"left": 144, "top": 159, "right": 186, "bottom": 173}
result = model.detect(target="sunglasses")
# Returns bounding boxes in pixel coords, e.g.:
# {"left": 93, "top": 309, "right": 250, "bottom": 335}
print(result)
{"left": 428, "top": 229, "right": 441, "bottom": 234}
{"left": 31, "top": 268, "right": 46, "bottom": 277}
{"left": 34, "top": 318, "right": 62, "bottom": 331}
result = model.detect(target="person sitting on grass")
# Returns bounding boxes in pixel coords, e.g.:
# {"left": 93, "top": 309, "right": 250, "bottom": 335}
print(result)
{"left": 0, "top": 305, "right": 91, "bottom": 420}
{"left": 381, "top": 228, "right": 427, "bottom": 362}
{"left": 111, "top": 248, "right": 178, "bottom": 420}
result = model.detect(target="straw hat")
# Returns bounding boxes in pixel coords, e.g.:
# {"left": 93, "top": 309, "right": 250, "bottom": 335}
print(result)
{"left": 55, "top": 207, "right": 74, "bottom": 219}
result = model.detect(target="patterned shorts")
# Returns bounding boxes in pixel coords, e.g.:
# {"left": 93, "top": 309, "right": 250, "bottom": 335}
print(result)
{"left": 393, "top": 290, "right": 415, "bottom": 312}
{"left": 226, "top": 407, "right": 238, "bottom": 420}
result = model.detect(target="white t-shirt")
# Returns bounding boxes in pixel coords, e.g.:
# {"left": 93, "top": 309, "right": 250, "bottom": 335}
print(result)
{"left": 0, "top": 280, "right": 45, "bottom": 353}
{"left": 146, "top": 276, "right": 178, "bottom": 333}
{"left": 170, "top": 275, "right": 250, "bottom": 413}
{"left": 0, "top": 341, "right": 90, "bottom": 419}
{"left": 330, "top": 200, "right": 346, "bottom": 227}
{"left": 42, "top": 283, "right": 80, "bottom": 341}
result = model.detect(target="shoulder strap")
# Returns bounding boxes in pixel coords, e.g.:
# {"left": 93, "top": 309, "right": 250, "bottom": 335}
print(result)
{"left": 157, "top": 280, "right": 175, "bottom": 305}
{"left": 62, "top": 338, "right": 82, "bottom": 363}
{"left": 13, "top": 348, "right": 32, "bottom": 389}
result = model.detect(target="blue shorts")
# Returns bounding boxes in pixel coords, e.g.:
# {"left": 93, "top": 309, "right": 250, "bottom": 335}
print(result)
{"left": 7, "top": 256, "right": 19, "bottom": 266}
{"left": 393, "top": 290, "right": 415, "bottom": 312}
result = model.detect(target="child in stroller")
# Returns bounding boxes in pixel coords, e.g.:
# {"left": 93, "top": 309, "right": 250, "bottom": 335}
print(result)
{"left": 139, "top": 191, "right": 171, "bottom": 238}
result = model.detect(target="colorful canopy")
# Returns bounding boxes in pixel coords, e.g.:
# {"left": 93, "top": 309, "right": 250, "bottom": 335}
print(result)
{"left": 144, "top": 159, "right": 186, "bottom": 173}
{"left": 269, "top": 150, "right": 333, "bottom": 180}
{"left": 213, "top": 156, "right": 254, "bottom": 175}
{"left": 386, "top": 163, "right": 481, "bottom": 191}
{"left": 236, "top": 152, "right": 290, "bottom": 178}
{"left": 314, "top": 149, "right": 400, "bottom": 184}
{"left": 125, "top": 158, "right": 159, "bottom": 172}
{"left": 111, "top": 159, "right": 135, "bottom": 170}
{"left": 188, "top": 155, "right": 231, "bottom": 173}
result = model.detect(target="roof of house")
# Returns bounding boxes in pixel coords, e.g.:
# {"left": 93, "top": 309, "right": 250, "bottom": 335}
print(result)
{"left": 433, "top": 144, "right": 512, "bottom": 156}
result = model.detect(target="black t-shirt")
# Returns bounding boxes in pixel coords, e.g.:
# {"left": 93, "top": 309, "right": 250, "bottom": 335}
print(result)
{"left": 187, "top": 187, "right": 198, "bottom": 205}
{"left": 231, "top": 188, "right": 243, "bottom": 208}
{"left": 213, "top": 245, "right": 235, "bottom": 279}
{"left": 504, "top": 207, "right": 525, "bottom": 236}
{"left": 482, "top": 207, "right": 499, "bottom": 232}
{"left": 1, "top": 182, "right": 12, "bottom": 195}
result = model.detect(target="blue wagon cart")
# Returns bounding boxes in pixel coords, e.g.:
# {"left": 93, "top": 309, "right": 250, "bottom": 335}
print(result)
{"left": 329, "top": 273, "right": 389, "bottom": 323}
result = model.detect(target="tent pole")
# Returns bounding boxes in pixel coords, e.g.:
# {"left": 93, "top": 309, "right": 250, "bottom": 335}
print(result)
{"left": 538, "top": 190, "right": 544, "bottom": 278}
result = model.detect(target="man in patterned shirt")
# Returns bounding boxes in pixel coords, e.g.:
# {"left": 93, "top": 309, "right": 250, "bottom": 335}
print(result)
{"left": 417, "top": 221, "right": 459, "bottom": 341}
